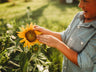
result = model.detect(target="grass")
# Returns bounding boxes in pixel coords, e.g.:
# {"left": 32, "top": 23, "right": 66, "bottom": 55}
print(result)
{"left": 0, "top": 0, "right": 47, "bottom": 20}
{"left": 0, "top": 0, "right": 81, "bottom": 72}
{"left": 0, "top": 0, "right": 81, "bottom": 31}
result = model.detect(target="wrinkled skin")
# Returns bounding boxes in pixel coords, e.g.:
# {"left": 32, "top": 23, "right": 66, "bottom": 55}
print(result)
{"left": 78, "top": 0, "right": 96, "bottom": 22}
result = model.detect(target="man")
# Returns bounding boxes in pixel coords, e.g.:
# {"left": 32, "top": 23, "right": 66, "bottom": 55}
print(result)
{"left": 34, "top": 0, "right": 96, "bottom": 72}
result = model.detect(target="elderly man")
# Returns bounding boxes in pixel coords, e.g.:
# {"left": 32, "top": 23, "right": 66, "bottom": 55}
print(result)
{"left": 34, "top": 0, "right": 96, "bottom": 72}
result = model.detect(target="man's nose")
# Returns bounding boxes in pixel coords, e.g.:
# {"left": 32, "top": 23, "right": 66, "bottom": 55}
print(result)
{"left": 78, "top": 1, "right": 84, "bottom": 8}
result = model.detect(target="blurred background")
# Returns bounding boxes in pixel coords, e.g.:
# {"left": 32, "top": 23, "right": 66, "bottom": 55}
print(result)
{"left": 0, "top": 0, "right": 81, "bottom": 72}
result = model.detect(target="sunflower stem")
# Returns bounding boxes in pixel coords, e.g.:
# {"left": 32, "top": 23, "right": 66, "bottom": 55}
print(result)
{"left": 8, "top": 60, "right": 20, "bottom": 67}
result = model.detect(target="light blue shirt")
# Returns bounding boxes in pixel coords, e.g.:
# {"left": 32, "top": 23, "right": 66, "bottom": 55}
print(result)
{"left": 61, "top": 11, "right": 96, "bottom": 72}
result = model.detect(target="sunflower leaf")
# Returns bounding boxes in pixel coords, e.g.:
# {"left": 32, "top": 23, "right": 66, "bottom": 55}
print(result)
{"left": 16, "top": 38, "right": 21, "bottom": 48}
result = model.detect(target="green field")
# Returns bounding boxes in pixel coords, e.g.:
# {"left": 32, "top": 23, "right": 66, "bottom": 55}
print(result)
{"left": 0, "top": 0, "right": 81, "bottom": 72}
{"left": 0, "top": 0, "right": 81, "bottom": 31}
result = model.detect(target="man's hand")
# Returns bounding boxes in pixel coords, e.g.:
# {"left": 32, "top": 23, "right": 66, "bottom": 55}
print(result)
{"left": 34, "top": 25, "right": 51, "bottom": 35}
{"left": 37, "top": 35, "right": 61, "bottom": 48}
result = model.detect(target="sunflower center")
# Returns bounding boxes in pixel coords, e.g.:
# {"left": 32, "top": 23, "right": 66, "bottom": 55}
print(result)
{"left": 25, "top": 30, "right": 36, "bottom": 42}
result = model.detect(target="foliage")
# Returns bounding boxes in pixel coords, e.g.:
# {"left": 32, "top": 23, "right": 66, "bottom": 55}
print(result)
{"left": 0, "top": 10, "right": 51, "bottom": 71}
{"left": 0, "top": 15, "right": 63, "bottom": 72}
{"left": 44, "top": 48, "right": 63, "bottom": 72}
{"left": 0, "top": 0, "right": 81, "bottom": 72}
{"left": 0, "top": 25, "right": 51, "bottom": 72}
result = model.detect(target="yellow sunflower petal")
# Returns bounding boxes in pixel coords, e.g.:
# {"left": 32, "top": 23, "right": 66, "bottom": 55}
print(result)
{"left": 35, "top": 31, "right": 41, "bottom": 35}
{"left": 30, "top": 23, "right": 33, "bottom": 28}
{"left": 20, "top": 39, "right": 25, "bottom": 43}
{"left": 27, "top": 41, "right": 31, "bottom": 48}
{"left": 26, "top": 24, "right": 29, "bottom": 29}
{"left": 17, "top": 32, "right": 23, "bottom": 34}
{"left": 35, "top": 40, "right": 41, "bottom": 44}
{"left": 23, "top": 40, "right": 28, "bottom": 47}
{"left": 21, "top": 27, "right": 25, "bottom": 31}
{"left": 24, "top": 43, "right": 26, "bottom": 47}
{"left": 17, "top": 34, "right": 25, "bottom": 38}
{"left": 17, "top": 23, "right": 41, "bottom": 48}
{"left": 29, "top": 25, "right": 33, "bottom": 31}
{"left": 30, "top": 22, "right": 33, "bottom": 25}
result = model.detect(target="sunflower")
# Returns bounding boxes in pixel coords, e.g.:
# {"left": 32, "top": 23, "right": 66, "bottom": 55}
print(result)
{"left": 17, "top": 23, "right": 41, "bottom": 48}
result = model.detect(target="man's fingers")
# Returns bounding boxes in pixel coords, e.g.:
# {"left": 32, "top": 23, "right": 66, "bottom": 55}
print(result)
{"left": 34, "top": 25, "right": 39, "bottom": 28}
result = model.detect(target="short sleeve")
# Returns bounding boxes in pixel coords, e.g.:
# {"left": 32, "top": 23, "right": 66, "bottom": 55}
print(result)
{"left": 78, "top": 35, "right": 96, "bottom": 71}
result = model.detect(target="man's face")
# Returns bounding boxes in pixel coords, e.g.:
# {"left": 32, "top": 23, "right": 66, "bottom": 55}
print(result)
{"left": 78, "top": 0, "right": 96, "bottom": 19}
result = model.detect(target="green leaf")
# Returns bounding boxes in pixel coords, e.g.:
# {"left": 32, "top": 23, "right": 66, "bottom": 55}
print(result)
{"left": 20, "top": 52, "right": 29, "bottom": 72}
{"left": 16, "top": 38, "right": 21, "bottom": 48}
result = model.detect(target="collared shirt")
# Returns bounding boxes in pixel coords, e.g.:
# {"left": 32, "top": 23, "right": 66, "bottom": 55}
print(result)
{"left": 61, "top": 11, "right": 96, "bottom": 72}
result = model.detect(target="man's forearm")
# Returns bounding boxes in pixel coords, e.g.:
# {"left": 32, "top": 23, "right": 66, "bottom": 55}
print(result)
{"left": 56, "top": 41, "right": 78, "bottom": 65}
{"left": 47, "top": 31, "right": 62, "bottom": 41}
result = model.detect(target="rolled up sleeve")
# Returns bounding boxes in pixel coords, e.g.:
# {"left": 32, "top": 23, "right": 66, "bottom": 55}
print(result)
{"left": 60, "top": 31, "right": 67, "bottom": 43}
{"left": 60, "top": 23, "right": 74, "bottom": 43}
{"left": 60, "top": 12, "right": 80, "bottom": 44}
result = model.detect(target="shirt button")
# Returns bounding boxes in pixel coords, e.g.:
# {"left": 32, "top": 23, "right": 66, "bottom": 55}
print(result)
{"left": 64, "top": 66, "right": 67, "bottom": 69}
{"left": 81, "top": 42, "right": 83, "bottom": 45}
{"left": 77, "top": 26, "right": 80, "bottom": 29}
{"left": 70, "top": 38, "right": 72, "bottom": 41}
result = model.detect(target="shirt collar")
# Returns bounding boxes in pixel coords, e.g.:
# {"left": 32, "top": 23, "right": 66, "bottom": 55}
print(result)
{"left": 78, "top": 13, "right": 96, "bottom": 28}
